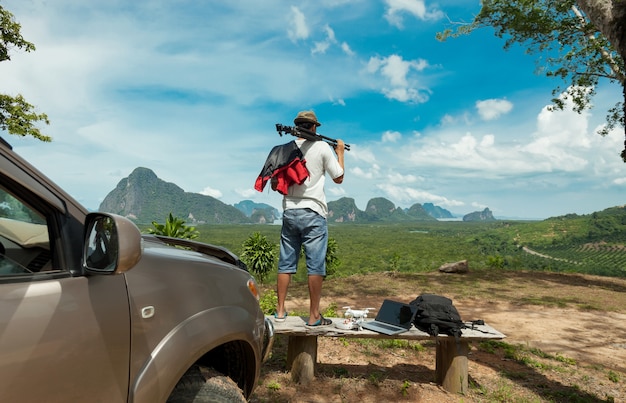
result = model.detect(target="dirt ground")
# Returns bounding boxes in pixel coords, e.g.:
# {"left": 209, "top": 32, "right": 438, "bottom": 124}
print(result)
{"left": 250, "top": 271, "right": 626, "bottom": 403}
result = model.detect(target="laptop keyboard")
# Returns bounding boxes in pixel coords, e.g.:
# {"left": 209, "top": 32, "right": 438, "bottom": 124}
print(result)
{"left": 373, "top": 322, "right": 401, "bottom": 331}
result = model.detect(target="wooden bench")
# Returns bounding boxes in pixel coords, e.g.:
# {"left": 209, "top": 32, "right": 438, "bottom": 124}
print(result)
{"left": 268, "top": 315, "right": 506, "bottom": 393}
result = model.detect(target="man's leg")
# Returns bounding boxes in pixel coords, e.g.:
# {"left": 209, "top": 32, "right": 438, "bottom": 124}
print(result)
{"left": 276, "top": 272, "right": 291, "bottom": 319}
{"left": 302, "top": 210, "right": 328, "bottom": 325}
{"left": 307, "top": 274, "right": 324, "bottom": 325}
{"left": 276, "top": 209, "right": 298, "bottom": 319}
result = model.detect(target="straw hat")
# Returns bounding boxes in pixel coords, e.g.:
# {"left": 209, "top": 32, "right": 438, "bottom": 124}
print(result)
{"left": 293, "top": 110, "right": 321, "bottom": 127}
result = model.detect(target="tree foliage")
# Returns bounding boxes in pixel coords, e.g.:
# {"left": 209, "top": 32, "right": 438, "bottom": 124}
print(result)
{"left": 0, "top": 6, "right": 50, "bottom": 141}
{"left": 240, "top": 232, "right": 277, "bottom": 283}
{"left": 437, "top": 0, "right": 626, "bottom": 161}
{"left": 148, "top": 212, "right": 199, "bottom": 240}
{"left": 325, "top": 236, "right": 341, "bottom": 276}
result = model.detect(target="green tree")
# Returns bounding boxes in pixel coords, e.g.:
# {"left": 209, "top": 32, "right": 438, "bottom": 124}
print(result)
{"left": 147, "top": 213, "right": 199, "bottom": 240}
{"left": 325, "top": 237, "right": 341, "bottom": 276}
{"left": 240, "top": 232, "right": 276, "bottom": 283}
{"left": 0, "top": 6, "right": 50, "bottom": 141}
{"left": 438, "top": 0, "right": 626, "bottom": 160}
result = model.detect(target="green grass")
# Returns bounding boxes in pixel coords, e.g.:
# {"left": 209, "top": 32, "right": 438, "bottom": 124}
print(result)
{"left": 187, "top": 218, "right": 626, "bottom": 283}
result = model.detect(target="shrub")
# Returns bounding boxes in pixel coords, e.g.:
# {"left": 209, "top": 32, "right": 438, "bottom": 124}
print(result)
{"left": 241, "top": 232, "right": 277, "bottom": 283}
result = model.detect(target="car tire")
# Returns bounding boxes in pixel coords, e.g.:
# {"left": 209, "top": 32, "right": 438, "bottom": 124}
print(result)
{"left": 167, "top": 365, "right": 247, "bottom": 403}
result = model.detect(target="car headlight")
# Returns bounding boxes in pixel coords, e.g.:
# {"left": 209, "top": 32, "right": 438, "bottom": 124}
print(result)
{"left": 247, "top": 278, "right": 260, "bottom": 301}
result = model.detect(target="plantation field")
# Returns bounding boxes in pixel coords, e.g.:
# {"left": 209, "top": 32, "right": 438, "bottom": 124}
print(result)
{"left": 191, "top": 218, "right": 626, "bottom": 281}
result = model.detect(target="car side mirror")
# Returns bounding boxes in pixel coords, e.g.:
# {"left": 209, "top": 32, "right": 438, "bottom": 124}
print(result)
{"left": 83, "top": 213, "right": 142, "bottom": 274}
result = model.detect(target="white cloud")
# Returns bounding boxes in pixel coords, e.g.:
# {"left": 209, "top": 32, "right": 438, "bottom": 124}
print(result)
{"left": 383, "top": 54, "right": 427, "bottom": 86}
{"left": 312, "top": 41, "right": 331, "bottom": 55}
{"left": 391, "top": 87, "right": 624, "bottom": 189}
{"left": 480, "top": 134, "right": 495, "bottom": 147}
{"left": 328, "top": 186, "right": 347, "bottom": 197}
{"left": 384, "top": 0, "right": 444, "bottom": 28}
{"left": 471, "top": 201, "right": 489, "bottom": 210}
{"left": 312, "top": 25, "right": 355, "bottom": 57}
{"left": 236, "top": 188, "right": 257, "bottom": 199}
{"left": 387, "top": 172, "right": 419, "bottom": 184}
{"left": 367, "top": 54, "right": 430, "bottom": 103}
{"left": 341, "top": 42, "right": 355, "bottom": 56}
{"left": 351, "top": 148, "right": 377, "bottom": 164}
{"left": 312, "top": 25, "right": 335, "bottom": 54}
{"left": 288, "top": 7, "right": 309, "bottom": 42}
{"left": 476, "top": 98, "right": 513, "bottom": 121}
{"left": 520, "top": 95, "right": 595, "bottom": 171}
{"left": 200, "top": 186, "right": 223, "bottom": 199}
{"left": 382, "top": 130, "right": 402, "bottom": 142}
{"left": 350, "top": 165, "right": 379, "bottom": 179}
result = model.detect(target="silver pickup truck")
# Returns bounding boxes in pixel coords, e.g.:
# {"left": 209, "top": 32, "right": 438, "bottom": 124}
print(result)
{"left": 0, "top": 137, "right": 273, "bottom": 402}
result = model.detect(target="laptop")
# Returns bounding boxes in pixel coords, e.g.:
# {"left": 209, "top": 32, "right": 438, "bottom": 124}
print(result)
{"left": 360, "top": 299, "right": 418, "bottom": 335}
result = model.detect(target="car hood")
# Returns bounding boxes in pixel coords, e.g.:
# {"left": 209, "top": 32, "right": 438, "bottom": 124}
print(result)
{"left": 140, "top": 234, "right": 249, "bottom": 272}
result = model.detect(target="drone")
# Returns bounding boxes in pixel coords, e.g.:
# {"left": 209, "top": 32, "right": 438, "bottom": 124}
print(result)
{"left": 336, "top": 306, "right": 376, "bottom": 330}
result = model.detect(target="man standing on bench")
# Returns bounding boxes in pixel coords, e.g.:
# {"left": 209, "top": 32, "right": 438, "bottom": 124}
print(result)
{"left": 272, "top": 110, "right": 345, "bottom": 327}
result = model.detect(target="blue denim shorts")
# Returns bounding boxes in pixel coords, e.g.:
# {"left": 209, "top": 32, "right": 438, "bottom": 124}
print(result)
{"left": 278, "top": 208, "right": 328, "bottom": 276}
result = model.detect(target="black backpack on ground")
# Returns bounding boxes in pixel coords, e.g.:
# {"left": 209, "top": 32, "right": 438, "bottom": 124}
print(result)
{"left": 410, "top": 293, "right": 465, "bottom": 340}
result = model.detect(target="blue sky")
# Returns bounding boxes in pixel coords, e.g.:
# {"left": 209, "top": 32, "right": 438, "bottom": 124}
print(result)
{"left": 1, "top": 0, "right": 624, "bottom": 219}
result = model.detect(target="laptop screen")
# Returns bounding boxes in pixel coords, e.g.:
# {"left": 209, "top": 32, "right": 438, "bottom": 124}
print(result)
{"left": 376, "top": 299, "right": 416, "bottom": 329}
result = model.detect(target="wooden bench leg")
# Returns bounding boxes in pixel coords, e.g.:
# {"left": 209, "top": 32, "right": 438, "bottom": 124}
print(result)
{"left": 435, "top": 338, "right": 469, "bottom": 394}
{"left": 286, "top": 335, "right": 318, "bottom": 385}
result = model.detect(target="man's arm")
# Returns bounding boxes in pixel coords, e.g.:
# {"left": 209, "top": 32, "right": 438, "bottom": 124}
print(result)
{"left": 333, "top": 139, "right": 345, "bottom": 184}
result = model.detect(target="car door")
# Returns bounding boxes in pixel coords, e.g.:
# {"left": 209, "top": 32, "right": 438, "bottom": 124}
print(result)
{"left": 0, "top": 168, "right": 131, "bottom": 402}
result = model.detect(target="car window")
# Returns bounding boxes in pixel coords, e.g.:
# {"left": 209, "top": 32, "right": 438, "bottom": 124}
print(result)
{"left": 0, "top": 186, "right": 53, "bottom": 276}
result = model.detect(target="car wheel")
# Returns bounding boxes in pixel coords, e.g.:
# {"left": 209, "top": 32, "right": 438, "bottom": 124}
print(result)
{"left": 167, "top": 365, "right": 247, "bottom": 403}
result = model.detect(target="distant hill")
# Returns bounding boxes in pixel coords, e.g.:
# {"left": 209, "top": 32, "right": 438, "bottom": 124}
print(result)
{"left": 422, "top": 203, "right": 454, "bottom": 219}
{"left": 98, "top": 167, "right": 250, "bottom": 225}
{"left": 98, "top": 167, "right": 475, "bottom": 225}
{"left": 234, "top": 200, "right": 280, "bottom": 224}
{"left": 463, "top": 208, "right": 496, "bottom": 222}
{"left": 365, "top": 197, "right": 400, "bottom": 220}
{"left": 327, "top": 197, "right": 436, "bottom": 222}
{"left": 406, "top": 203, "right": 437, "bottom": 221}
{"left": 327, "top": 197, "right": 366, "bottom": 222}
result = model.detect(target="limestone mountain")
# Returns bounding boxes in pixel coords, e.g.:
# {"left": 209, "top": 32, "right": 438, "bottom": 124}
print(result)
{"left": 98, "top": 168, "right": 472, "bottom": 225}
{"left": 234, "top": 200, "right": 280, "bottom": 224}
{"left": 365, "top": 197, "right": 406, "bottom": 221}
{"left": 327, "top": 197, "right": 366, "bottom": 222}
{"left": 327, "top": 197, "right": 436, "bottom": 222}
{"left": 98, "top": 167, "right": 250, "bottom": 225}
{"left": 422, "top": 202, "right": 454, "bottom": 219}
{"left": 406, "top": 203, "right": 437, "bottom": 221}
{"left": 463, "top": 208, "right": 496, "bottom": 222}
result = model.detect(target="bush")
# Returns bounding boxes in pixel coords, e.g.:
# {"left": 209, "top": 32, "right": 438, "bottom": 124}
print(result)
{"left": 259, "top": 289, "right": 278, "bottom": 315}
{"left": 325, "top": 237, "right": 341, "bottom": 276}
{"left": 241, "top": 232, "right": 277, "bottom": 283}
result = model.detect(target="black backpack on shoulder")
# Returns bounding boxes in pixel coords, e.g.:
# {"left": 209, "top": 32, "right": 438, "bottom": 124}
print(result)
{"left": 410, "top": 293, "right": 465, "bottom": 339}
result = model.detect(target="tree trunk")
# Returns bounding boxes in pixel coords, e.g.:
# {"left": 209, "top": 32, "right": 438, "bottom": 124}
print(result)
{"left": 574, "top": 0, "right": 626, "bottom": 83}
{"left": 575, "top": 0, "right": 626, "bottom": 160}
{"left": 576, "top": 0, "right": 626, "bottom": 64}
